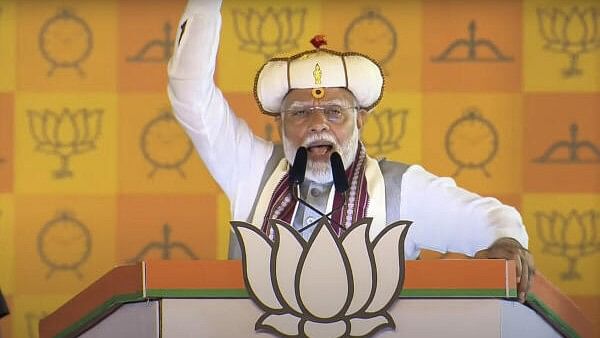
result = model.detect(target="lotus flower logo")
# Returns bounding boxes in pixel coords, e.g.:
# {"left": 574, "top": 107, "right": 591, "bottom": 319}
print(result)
{"left": 232, "top": 218, "right": 411, "bottom": 337}
{"left": 28, "top": 108, "right": 103, "bottom": 178}
{"left": 537, "top": 7, "right": 600, "bottom": 77}
{"left": 232, "top": 7, "right": 306, "bottom": 59}
{"left": 535, "top": 209, "right": 600, "bottom": 280}
{"left": 363, "top": 108, "right": 408, "bottom": 157}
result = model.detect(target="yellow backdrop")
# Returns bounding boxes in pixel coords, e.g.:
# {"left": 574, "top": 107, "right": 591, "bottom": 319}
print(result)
{"left": 0, "top": 0, "right": 598, "bottom": 337}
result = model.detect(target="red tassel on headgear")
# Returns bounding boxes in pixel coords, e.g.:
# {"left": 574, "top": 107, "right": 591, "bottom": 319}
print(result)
{"left": 310, "top": 35, "right": 327, "bottom": 49}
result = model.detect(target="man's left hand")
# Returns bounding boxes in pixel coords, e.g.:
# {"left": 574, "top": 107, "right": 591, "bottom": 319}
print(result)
{"left": 474, "top": 238, "right": 535, "bottom": 303}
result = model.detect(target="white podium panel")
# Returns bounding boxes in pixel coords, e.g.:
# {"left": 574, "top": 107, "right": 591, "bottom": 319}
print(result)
{"left": 156, "top": 298, "right": 561, "bottom": 338}
{"left": 80, "top": 301, "right": 160, "bottom": 338}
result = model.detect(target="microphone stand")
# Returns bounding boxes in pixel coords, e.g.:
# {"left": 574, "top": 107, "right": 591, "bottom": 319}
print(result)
{"left": 287, "top": 149, "right": 349, "bottom": 234}
{"left": 292, "top": 184, "right": 348, "bottom": 234}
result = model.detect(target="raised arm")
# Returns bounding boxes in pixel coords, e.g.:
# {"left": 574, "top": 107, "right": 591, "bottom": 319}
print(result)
{"left": 167, "top": 0, "right": 273, "bottom": 215}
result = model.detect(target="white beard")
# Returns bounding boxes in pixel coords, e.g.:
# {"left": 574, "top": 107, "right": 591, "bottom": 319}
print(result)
{"left": 282, "top": 125, "right": 359, "bottom": 184}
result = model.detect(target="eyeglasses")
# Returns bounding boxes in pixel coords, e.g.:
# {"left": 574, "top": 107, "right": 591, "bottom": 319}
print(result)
{"left": 282, "top": 106, "right": 358, "bottom": 123}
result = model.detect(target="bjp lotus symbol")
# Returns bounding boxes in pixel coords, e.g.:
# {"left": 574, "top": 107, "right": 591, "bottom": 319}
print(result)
{"left": 535, "top": 209, "right": 600, "bottom": 280}
{"left": 28, "top": 108, "right": 103, "bottom": 178}
{"left": 232, "top": 7, "right": 306, "bottom": 59}
{"left": 537, "top": 6, "right": 600, "bottom": 77}
{"left": 232, "top": 218, "right": 411, "bottom": 338}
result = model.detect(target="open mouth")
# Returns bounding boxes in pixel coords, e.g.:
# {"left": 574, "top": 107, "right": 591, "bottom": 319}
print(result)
{"left": 306, "top": 142, "right": 334, "bottom": 156}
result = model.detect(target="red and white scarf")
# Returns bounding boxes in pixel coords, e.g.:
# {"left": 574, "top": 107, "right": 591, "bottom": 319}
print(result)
{"left": 254, "top": 143, "right": 386, "bottom": 238}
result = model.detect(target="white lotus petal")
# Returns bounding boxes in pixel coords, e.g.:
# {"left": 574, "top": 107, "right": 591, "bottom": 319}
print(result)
{"left": 272, "top": 221, "right": 304, "bottom": 313}
{"left": 303, "top": 320, "right": 347, "bottom": 338}
{"left": 349, "top": 315, "right": 394, "bottom": 336}
{"left": 298, "top": 221, "right": 349, "bottom": 319}
{"left": 341, "top": 221, "right": 373, "bottom": 315}
{"left": 366, "top": 222, "right": 409, "bottom": 313}
{"left": 232, "top": 222, "right": 282, "bottom": 310}
{"left": 256, "top": 313, "right": 300, "bottom": 336}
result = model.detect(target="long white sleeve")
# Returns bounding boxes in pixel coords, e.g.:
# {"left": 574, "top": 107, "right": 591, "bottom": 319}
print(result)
{"left": 167, "top": 0, "right": 273, "bottom": 220}
{"left": 401, "top": 165, "right": 529, "bottom": 259}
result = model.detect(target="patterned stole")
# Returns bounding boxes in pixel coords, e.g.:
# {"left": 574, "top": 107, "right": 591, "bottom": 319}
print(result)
{"left": 260, "top": 144, "right": 369, "bottom": 237}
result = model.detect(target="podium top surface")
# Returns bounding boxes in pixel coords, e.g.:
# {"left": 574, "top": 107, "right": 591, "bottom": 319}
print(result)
{"left": 39, "top": 259, "right": 592, "bottom": 338}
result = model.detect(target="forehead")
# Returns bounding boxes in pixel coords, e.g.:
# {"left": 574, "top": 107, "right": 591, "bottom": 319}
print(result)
{"left": 281, "top": 88, "right": 356, "bottom": 109}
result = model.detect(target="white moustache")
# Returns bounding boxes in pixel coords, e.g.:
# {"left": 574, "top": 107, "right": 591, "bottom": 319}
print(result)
{"left": 302, "top": 133, "right": 339, "bottom": 150}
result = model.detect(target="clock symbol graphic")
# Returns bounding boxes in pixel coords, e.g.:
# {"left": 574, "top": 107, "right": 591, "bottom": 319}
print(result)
{"left": 140, "top": 110, "right": 194, "bottom": 178}
{"left": 37, "top": 211, "right": 92, "bottom": 279}
{"left": 445, "top": 108, "right": 499, "bottom": 178}
{"left": 344, "top": 9, "right": 397, "bottom": 73}
{"left": 39, "top": 8, "right": 93, "bottom": 77}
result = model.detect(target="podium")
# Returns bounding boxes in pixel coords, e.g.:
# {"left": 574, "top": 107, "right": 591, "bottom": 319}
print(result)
{"left": 39, "top": 260, "right": 592, "bottom": 338}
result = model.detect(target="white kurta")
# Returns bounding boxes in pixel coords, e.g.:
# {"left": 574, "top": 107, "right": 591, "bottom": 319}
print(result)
{"left": 167, "top": 0, "right": 529, "bottom": 259}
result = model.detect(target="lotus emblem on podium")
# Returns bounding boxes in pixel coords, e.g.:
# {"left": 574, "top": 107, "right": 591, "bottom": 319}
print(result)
{"left": 232, "top": 7, "right": 306, "bottom": 59}
{"left": 28, "top": 108, "right": 103, "bottom": 178}
{"left": 537, "top": 7, "right": 600, "bottom": 77}
{"left": 232, "top": 218, "right": 411, "bottom": 338}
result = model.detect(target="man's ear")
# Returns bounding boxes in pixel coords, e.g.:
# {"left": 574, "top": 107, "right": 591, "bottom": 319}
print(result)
{"left": 356, "top": 109, "right": 369, "bottom": 129}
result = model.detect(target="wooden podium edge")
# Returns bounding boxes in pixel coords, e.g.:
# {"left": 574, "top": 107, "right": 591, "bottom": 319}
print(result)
{"left": 54, "top": 292, "right": 145, "bottom": 338}
{"left": 529, "top": 294, "right": 580, "bottom": 338}
{"left": 39, "top": 264, "right": 145, "bottom": 338}
{"left": 527, "top": 273, "right": 594, "bottom": 338}
{"left": 39, "top": 260, "right": 591, "bottom": 338}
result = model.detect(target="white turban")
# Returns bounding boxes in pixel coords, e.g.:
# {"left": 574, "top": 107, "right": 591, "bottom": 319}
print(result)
{"left": 254, "top": 48, "right": 384, "bottom": 116}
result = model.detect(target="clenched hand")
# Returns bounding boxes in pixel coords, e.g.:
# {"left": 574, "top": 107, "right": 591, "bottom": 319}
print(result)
{"left": 475, "top": 237, "right": 535, "bottom": 303}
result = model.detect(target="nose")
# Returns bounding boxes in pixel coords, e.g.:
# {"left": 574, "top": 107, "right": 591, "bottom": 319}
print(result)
{"left": 308, "top": 110, "right": 329, "bottom": 133}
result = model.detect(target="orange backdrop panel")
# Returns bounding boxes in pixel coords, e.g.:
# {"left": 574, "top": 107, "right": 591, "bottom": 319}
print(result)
{"left": 423, "top": 0, "right": 522, "bottom": 92}
{"left": 524, "top": 94, "right": 600, "bottom": 193}
{"left": 116, "top": 194, "right": 217, "bottom": 264}
{"left": 0, "top": 93, "right": 13, "bottom": 192}
{"left": 117, "top": 0, "right": 186, "bottom": 92}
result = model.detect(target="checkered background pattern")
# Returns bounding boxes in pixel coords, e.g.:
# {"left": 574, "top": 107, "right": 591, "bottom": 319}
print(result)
{"left": 0, "top": 0, "right": 598, "bottom": 337}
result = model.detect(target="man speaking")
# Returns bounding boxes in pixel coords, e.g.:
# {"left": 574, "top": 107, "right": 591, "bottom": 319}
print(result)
{"left": 167, "top": 0, "right": 534, "bottom": 302}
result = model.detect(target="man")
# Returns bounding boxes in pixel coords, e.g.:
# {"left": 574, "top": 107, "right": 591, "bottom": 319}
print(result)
{"left": 168, "top": 0, "right": 534, "bottom": 302}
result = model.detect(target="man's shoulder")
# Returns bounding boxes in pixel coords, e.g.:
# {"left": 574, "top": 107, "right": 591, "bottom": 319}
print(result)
{"left": 377, "top": 160, "right": 447, "bottom": 186}
{"left": 272, "top": 143, "right": 285, "bottom": 161}
{"left": 262, "top": 143, "right": 285, "bottom": 176}
{"left": 377, "top": 158, "right": 412, "bottom": 177}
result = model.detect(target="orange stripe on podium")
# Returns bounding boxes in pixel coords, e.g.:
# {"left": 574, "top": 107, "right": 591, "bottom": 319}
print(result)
{"left": 40, "top": 259, "right": 518, "bottom": 338}
{"left": 144, "top": 259, "right": 516, "bottom": 291}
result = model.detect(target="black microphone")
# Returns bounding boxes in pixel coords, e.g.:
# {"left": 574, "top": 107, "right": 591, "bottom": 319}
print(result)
{"left": 0, "top": 289, "right": 9, "bottom": 319}
{"left": 288, "top": 146, "right": 324, "bottom": 219}
{"left": 297, "top": 152, "right": 349, "bottom": 234}
{"left": 330, "top": 152, "right": 349, "bottom": 194}
{"left": 289, "top": 147, "right": 307, "bottom": 185}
